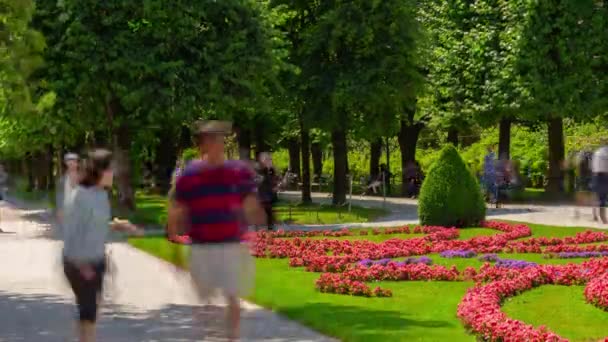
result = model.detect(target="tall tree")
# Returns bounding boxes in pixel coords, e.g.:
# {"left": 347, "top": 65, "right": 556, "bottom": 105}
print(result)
{"left": 293, "top": 0, "right": 421, "bottom": 204}
{"left": 33, "top": 0, "right": 282, "bottom": 210}
{"left": 464, "top": 0, "right": 527, "bottom": 159}
{"left": 421, "top": 0, "right": 476, "bottom": 146}
{"left": 514, "top": 0, "right": 608, "bottom": 193}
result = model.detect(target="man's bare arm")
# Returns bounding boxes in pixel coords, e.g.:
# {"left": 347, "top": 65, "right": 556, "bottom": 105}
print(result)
{"left": 167, "top": 200, "right": 187, "bottom": 238}
{"left": 243, "top": 194, "right": 265, "bottom": 225}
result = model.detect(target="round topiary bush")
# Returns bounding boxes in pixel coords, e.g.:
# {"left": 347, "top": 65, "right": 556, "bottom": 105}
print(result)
{"left": 418, "top": 145, "right": 486, "bottom": 227}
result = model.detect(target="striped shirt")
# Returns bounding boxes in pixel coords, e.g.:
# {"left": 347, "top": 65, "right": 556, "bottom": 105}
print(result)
{"left": 175, "top": 160, "right": 257, "bottom": 243}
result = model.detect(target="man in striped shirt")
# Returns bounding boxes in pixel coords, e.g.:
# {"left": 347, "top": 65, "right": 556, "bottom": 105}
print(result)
{"left": 167, "top": 120, "right": 264, "bottom": 341}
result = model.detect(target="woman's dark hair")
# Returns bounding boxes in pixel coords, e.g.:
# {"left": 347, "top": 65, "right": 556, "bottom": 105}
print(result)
{"left": 79, "top": 149, "right": 113, "bottom": 187}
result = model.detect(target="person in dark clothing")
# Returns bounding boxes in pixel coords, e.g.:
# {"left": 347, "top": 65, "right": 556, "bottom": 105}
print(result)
{"left": 404, "top": 161, "right": 423, "bottom": 198}
{"left": 257, "top": 152, "right": 279, "bottom": 230}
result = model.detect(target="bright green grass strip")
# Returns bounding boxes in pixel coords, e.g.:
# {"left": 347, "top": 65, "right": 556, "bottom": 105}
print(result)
{"left": 274, "top": 201, "right": 388, "bottom": 224}
{"left": 129, "top": 193, "right": 388, "bottom": 226}
{"left": 520, "top": 223, "right": 605, "bottom": 239}
{"left": 253, "top": 259, "right": 475, "bottom": 342}
{"left": 502, "top": 285, "right": 608, "bottom": 342}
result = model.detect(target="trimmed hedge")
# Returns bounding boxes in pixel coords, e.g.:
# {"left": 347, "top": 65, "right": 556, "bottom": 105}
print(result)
{"left": 418, "top": 145, "right": 486, "bottom": 227}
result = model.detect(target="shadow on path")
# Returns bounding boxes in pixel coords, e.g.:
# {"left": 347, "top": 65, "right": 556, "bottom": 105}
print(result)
{"left": 0, "top": 290, "right": 331, "bottom": 342}
{"left": 280, "top": 303, "right": 453, "bottom": 340}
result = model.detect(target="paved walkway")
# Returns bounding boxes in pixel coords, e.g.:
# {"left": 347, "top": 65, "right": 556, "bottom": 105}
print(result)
{"left": 0, "top": 202, "right": 335, "bottom": 342}
{"left": 279, "top": 191, "right": 608, "bottom": 230}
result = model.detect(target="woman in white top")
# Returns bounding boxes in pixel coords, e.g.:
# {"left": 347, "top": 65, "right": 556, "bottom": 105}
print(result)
{"left": 62, "top": 149, "right": 142, "bottom": 342}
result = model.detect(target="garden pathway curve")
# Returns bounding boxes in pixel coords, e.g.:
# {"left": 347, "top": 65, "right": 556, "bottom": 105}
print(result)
{"left": 278, "top": 191, "right": 608, "bottom": 230}
{"left": 0, "top": 201, "right": 336, "bottom": 342}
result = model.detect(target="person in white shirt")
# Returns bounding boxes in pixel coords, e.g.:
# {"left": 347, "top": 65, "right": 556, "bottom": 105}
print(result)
{"left": 591, "top": 145, "right": 608, "bottom": 223}
{"left": 56, "top": 153, "right": 81, "bottom": 224}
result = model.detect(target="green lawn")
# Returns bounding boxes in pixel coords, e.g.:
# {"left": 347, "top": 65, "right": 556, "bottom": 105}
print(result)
{"left": 129, "top": 193, "right": 388, "bottom": 227}
{"left": 129, "top": 223, "right": 608, "bottom": 342}
{"left": 503, "top": 285, "right": 608, "bottom": 341}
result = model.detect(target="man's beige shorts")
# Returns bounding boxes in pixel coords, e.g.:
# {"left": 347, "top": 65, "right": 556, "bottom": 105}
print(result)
{"left": 189, "top": 243, "right": 255, "bottom": 300}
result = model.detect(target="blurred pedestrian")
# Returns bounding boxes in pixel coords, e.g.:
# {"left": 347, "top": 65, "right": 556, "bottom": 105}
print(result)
{"left": 573, "top": 150, "right": 596, "bottom": 220}
{"left": 591, "top": 144, "right": 608, "bottom": 223}
{"left": 483, "top": 146, "right": 497, "bottom": 203}
{"left": 61, "top": 149, "right": 142, "bottom": 342}
{"left": 167, "top": 120, "right": 265, "bottom": 341}
{"left": 56, "top": 153, "right": 80, "bottom": 225}
{"left": 257, "top": 152, "right": 279, "bottom": 230}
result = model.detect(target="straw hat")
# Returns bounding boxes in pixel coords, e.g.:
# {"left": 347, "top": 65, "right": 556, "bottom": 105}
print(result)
{"left": 194, "top": 120, "right": 232, "bottom": 135}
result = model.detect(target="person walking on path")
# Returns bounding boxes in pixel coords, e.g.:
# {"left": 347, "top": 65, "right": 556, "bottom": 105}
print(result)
{"left": 592, "top": 144, "right": 608, "bottom": 223}
{"left": 167, "top": 120, "right": 265, "bottom": 341}
{"left": 483, "top": 146, "right": 497, "bottom": 203}
{"left": 257, "top": 152, "right": 279, "bottom": 230}
{"left": 60, "top": 149, "right": 142, "bottom": 342}
{"left": 56, "top": 153, "right": 81, "bottom": 225}
{"left": 573, "top": 150, "right": 597, "bottom": 220}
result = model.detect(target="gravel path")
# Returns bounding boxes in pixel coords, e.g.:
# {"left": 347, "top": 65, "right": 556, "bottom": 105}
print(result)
{"left": 0, "top": 202, "right": 335, "bottom": 342}
{"left": 278, "top": 191, "right": 608, "bottom": 230}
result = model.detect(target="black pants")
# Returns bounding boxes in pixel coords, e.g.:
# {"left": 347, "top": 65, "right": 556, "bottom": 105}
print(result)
{"left": 63, "top": 258, "right": 106, "bottom": 322}
{"left": 263, "top": 202, "right": 274, "bottom": 230}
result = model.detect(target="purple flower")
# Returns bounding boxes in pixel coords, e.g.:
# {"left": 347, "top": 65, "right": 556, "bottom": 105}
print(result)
{"left": 555, "top": 251, "right": 608, "bottom": 259}
{"left": 359, "top": 256, "right": 432, "bottom": 267}
{"left": 495, "top": 259, "right": 537, "bottom": 269}
{"left": 478, "top": 254, "right": 499, "bottom": 262}
{"left": 358, "top": 259, "right": 374, "bottom": 267}
{"left": 440, "top": 250, "right": 477, "bottom": 258}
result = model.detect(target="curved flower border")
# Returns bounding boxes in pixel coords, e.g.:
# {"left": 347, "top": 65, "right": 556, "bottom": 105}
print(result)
{"left": 248, "top": 222, "right": 608, "bottom": 341}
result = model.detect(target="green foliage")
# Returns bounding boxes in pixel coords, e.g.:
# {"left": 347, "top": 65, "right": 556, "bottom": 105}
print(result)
{"left": 514, "top": 0, "right": 608, "bottom": 119}
{"left": 180, "top": 148, "right": 199, "bottom": 164}
{"left": 0, "top": 0, "right": 45, "bottom": 113}
{"left": 418, "top": 145, "right": 485, "bottom": 227}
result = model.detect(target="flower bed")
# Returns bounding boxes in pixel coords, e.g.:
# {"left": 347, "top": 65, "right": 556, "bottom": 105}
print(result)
{"left": 585, "top": 272, "right": 608, "bottom": 311}
{"left": 458, "top": 259, "right": 608, "bottom": 341}
{"left": 357, "top": 256, "right": 432, "bottom": 267}
{"left": 440, "top": 250, "right": 476, "bottom": 258}
{"left": 248, "top": 222, "right": 608, "bottom": 341}
{"left": 547, "top": 251, "right": 608, "bottom": 259}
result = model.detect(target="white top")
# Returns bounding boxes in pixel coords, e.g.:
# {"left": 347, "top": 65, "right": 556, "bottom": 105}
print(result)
{"left": 592, "top": 146, "right": 608, "bottom": 173}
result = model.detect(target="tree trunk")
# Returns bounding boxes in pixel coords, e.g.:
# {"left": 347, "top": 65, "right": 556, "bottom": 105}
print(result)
{"left": 236, "top": 127, "right": 252, "bottom": 161}
{"left": 331, "top": 129, "right": 348, "bottom": 205}
{"left": 254, "top": 120, "right": 270, "bottom": 159}
{"left": 447, "top": 128, "right": 458, "bottom": 146}
{"left": 178, "top": 125, "right": 192, "bottom": 152}
{"left": 546, "top": 117, "right": 565, "bottom": 194}
{"left": 48, "top": 145, "right": 55, "bottom": 190}
{"left": 398, "top": 117, "right": 423, "bottom": 196}
{"left": 154, "top": 129, "right": 178, "bottom": 192}
{"left": 31, "top": 152, "right": 45, "bottom": 190}
{"left": 498, "top": 118, "right": 511, "bottom": 160}
{"left": 25, "top": 155, "right": 34, "bottom": 192}
{"left": 311, "top": 142, "right": 323, "bottom": 179}
{"left": 385, "top": 137, "right": 391, "bottom": 193}
{"left": 300, "top": 120, "right": 312, "bottom": 203}
{"left": 287, "top": 138, "right": 301, "bottom": 179}
{"left": 369, "top": 139, "right": 382, "bottom": 180}
{"left": 35, "top": 151, "right": 49, "bottom": 190}
{"left": 106, "top": 96, "right": 136, "bottom": 212}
